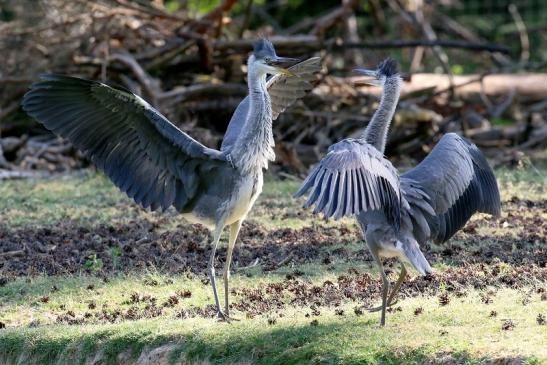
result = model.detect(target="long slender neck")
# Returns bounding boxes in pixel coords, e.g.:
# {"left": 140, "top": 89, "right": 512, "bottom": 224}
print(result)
{"left": 361, "top": 76, "right": 402, "bottom": 153}
{"left": 230, "top": 63, "right": 274, "bottom": 174}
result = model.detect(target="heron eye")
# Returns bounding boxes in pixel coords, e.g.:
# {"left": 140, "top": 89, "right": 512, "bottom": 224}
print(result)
{"left": 264, "top": 57, "right": 271, "bottom": 63}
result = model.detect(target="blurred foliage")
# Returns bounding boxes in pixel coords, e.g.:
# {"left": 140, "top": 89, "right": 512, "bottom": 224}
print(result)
{"left": 1, "top": 0, "right": 546, "bottom": 171}
{"left": 1, "top": 0, "right": 546, "bottom": 73}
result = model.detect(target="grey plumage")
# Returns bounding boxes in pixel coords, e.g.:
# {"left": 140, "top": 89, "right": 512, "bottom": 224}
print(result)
{"left": 221, "top": 57, "right": 320, "bottom": 151}
{"left": 23, "top": 74, "right": 226, "bottom": 214}
{"left": 294, "top": 139, "right": 401, "bottom": 226}
{"left": 22, "top": 39, "right": 321, "bottom": 321}
{"left": 361, "top": 58, "right": 402, "bottom": 153}
{"left": 401, "top": 133, "right": 500, "bottom": 244}
{"left": 296, "top": 59, "right": 501, "bottom": 326}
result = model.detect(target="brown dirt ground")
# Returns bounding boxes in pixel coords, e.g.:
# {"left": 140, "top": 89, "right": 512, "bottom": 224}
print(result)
{"left": 0, "top": 197, "right": 545, "bottom": 323}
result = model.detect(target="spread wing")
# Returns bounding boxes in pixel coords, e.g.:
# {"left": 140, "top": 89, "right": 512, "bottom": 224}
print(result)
{"left": 402, "top": 133, "right": 501, "bottom": 243}
{"left": 22, "top": 74, "right": 229, "bottom": 212}
{"left": 221, "top": 57, "right": 320, "bottom": 151}
{"left": 295, "top": 139, "right": 401, "bottom": 227}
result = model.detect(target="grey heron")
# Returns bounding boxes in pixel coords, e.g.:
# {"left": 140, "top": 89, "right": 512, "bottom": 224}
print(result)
{"left": 22, "top": 39, "right": 321, "bottom": 321}
{"left": 295, "top": 58, "right": 500, "bottom": 326}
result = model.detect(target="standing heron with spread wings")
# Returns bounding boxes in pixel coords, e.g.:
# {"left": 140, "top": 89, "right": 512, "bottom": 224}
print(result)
{"left": 295, "top": 59, "right": 500, "bottom": 326}
{"left": 22, "top": 39, "right": 321, "bottom": 321}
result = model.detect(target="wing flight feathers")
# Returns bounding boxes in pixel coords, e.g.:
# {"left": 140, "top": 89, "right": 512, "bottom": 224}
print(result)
{"left": 295, "top": 139, "right": 401, "bottom": 227}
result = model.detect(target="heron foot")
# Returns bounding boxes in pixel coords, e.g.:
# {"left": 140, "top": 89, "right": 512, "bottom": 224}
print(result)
{"left": 215, "top": 310, "right": 230, "bottom": 322}
{"left": 215, "top": 310, "right": 240, "bottom": 322}
{"left": 365, "top": 299, "right": 399, "bottom": 313}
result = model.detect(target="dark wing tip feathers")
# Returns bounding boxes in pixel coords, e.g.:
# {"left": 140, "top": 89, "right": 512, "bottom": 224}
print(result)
{"left": 22, "top": 73, "right": 219, "bottom": 214}
{"left": 466, "top": 140, "right": 501, "bottom": 217}
{"left": 425, "top": 135, "right": 501, "bottom": 243}
{"left": 377, "top": 58, "right": 398, "bottom": 77}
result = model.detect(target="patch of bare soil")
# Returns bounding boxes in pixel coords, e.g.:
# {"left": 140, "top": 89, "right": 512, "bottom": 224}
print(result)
{"left": 48, "top": 261, "right": 546, "bottom": 325}
{"left": 0, "top": 220, "right": 362, "bottom": 277}
{"left": 1, "top": 197, "right": 545, "bottom": 322}
{"left": 1, "top": 196, "right": 545, "bottom": 278}
{"left": 0, "top": 218, "right": 544, "bottom": 279}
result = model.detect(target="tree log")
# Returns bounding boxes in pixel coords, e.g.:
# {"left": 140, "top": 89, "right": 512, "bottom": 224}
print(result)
{"left": 320, "top": 74, "right": 547, "bottom": 100}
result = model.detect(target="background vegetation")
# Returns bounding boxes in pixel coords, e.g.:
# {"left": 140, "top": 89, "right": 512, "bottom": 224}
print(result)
{"left": 1, "top": 0, "right": 546, "bottom": 175}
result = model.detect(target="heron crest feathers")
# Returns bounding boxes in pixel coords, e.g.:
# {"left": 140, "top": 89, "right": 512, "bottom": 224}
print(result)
{"left": 377, "top": 58, "right": 398, "bottom": 77}
{"left": 253, "top": 39, "right": 276, "bottom": 59}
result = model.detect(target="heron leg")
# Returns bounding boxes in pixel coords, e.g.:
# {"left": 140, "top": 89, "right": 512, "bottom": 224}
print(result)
{"left": 369, "top": 253, "right": 389, "bottom": 326}
{"left": 367, "top": 263, "right": 407, "bottom": 312}
{"left": 223, "top": 220, "right": 242, "bottom": 318}
{"left": 387, "top": 263, "right": 406, "bottom": 305}
{"left": 207, "top": 224, "right": 225, "bottom": 320}
{"left": 380, "top": 267, "right": 390, "bottom": 325}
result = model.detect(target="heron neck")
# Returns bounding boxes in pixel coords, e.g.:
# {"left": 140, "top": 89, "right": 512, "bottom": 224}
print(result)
{"left": 362, "top": 76, "right": 402, "bottom": 153}
{"left": 231, "top": 70, "right": 274, "bottom": 173}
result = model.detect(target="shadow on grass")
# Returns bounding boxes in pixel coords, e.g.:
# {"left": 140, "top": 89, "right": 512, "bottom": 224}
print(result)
{"left": 2, "top": 290, "right": 545, "bottom": 365}
{"left": 0, "top": 319, "right": 473, "bottom": 365}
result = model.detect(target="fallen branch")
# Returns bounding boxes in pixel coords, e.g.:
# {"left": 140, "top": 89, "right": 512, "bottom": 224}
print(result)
{"left": 508, "top": 4, "right": 529, "bottom": 65}
{"left": 109, "top": 53, "right": 162, "bottom": 107}
{"left": 188, "top": 0, "right": 238, "bottom": 35}
{"left": 0, "top": 169, "right": 48, "bottom": 180}
{"left": 436, "top": 12, "right": 511, "bottom": 65}
{"left": 339, "top": 73, "right": 547, "bottom": 100}
{"left": 266, "top": 253, "right": 294, "bottom": 271}
{"left": 0, "top": 77, "right": 33, "bottom": 84}
{"left": 338, "top": 39, "right": 510, "bottom": 54}
{"left": 113, "top": 0, "right": 187, "bottom": 21}
{"left": 160, "top": 83, "right": 247, "bottom": 106}
{"left": 0, "top": 101, "right": 21, "bottom": 121}
{"left": 311, "top": 0, "right": 358, "bottom": 37}
{"left": 213, "top": 35, "right": 320, "bottom": 53}
{"left": 0, "top": 249, "right": 25, "bottom": 258}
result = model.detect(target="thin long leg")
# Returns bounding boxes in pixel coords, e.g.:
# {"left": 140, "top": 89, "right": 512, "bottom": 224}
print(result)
{"left": 207, "top": 224, "right": 224, "bottom": 318}
{"left": 223, "top": 220, "right": 242, "bottom": 316}
{"left": 368, "top": 263, "right": 407, "bottom": 312}
{"left": 371, "top": 253, "right": 390, "bottom": 326}
{"left": 386, "top": 264, "right": 406, "bottom": 306}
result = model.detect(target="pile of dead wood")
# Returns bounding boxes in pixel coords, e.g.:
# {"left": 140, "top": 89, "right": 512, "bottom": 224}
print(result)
{"left": 0, "top": 0, "right": 546, "bottom": 178}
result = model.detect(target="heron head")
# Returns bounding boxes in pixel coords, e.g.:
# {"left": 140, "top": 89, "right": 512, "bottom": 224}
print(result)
{"left": 250, "top": 39, "right": 298, "bottom": 76}
{"left": 353, "top": 58, "right": 399, "bottom": 87}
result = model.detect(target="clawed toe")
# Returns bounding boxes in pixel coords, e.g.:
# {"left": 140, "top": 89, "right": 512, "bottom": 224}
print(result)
{"left": 215, "top": 311, "right": 240, "bottom": 322}
{"left": 366, "top": 305, "right": 383, "bottom": 312}
{"left": 365, "top": 299, "right": 398, "bottom": 312}
{"left": 216, "top": 310, "right": 230, "bottom": 322}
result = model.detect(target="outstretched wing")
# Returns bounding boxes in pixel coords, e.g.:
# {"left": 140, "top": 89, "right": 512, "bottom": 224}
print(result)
{"left": 221, "top": 57, "right": 320, "bottom": 151}
{"left": 22, "top": 74, "right": 228, "bottom": 212}
{"left": 295, "top": 139, "right": 401, "bottom": 227}
{"left": 402, "top": 133, "right": 500, "bottom": 243}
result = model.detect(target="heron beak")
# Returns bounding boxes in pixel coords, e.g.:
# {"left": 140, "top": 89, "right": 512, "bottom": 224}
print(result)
{"left": 402, "top": 239, "right": 433, "bottom": 276}
{"left": 353, "top": 68, "right": 381, "bottom": 86}
{"left": 268, "top": 56, "right": 299, "bottom": 76}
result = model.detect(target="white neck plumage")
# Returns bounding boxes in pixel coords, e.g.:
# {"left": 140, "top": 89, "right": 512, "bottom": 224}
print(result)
{"left": 230, "top": 57, "right": 275, "bottom": 174}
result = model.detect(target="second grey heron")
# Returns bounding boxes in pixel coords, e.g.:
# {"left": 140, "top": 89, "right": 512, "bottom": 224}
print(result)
{"left": 22, "top": 39, "right": 321, "bottom": 321}
{"left": 295, "top": 59, "right": 500, "bottom": 326}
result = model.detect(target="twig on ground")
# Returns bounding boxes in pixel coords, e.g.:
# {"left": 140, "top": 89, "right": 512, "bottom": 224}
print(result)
{"left": 311, "top": 0, "right": 358, "bottom": 37}
{"left": 338, "top": 39, "right": 509, "bottom": 53}
{"left": 0, "top": 169, "right": 47, "bottom": 180}
{"left": 109, "top": 53, "right": 162, "bottom": 107}
{"left": 508, "top": 4, "right": 529, "bottom": 65}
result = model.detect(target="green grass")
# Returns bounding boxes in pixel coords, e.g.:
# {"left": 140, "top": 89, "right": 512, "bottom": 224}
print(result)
{"left": 0, "top": 166, "right": 546, "bottom": 364}
{"left": 1, "top": 288, "right": 545, "bottom": 364}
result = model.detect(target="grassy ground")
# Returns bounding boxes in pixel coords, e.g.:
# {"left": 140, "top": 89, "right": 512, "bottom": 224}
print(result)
{"left": 0, "top": 166, "right": 545, "bottom": 364}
